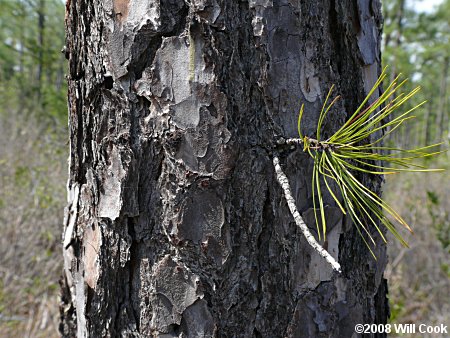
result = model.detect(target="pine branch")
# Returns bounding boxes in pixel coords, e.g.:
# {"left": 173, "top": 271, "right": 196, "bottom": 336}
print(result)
{"left": 273, "top": 69, "right": 443, "bottom": 260}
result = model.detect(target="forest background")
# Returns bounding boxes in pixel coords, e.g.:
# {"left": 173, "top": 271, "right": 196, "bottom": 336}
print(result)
{"left": 0, "top": 0, "right": 448, "bottom": 336}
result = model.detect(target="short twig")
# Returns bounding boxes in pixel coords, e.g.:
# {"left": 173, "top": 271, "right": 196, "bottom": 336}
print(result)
{"left": 272, "top": 154, "right": 342, "bottom": 272}
{"left": 284, "top": 137, "right": 303, "bottom": 146}
{"left": 282, "top": 137, "right": 332, "bottom": 151}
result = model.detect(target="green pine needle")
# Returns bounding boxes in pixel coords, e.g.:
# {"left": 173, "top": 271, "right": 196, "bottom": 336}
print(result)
{"left": 297, "top": 67, "right": 444, "bottom": 257}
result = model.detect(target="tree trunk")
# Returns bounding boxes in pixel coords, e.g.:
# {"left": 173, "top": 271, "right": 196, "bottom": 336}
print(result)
{"left": 37, "top": 0, "right": 45, "bottom": 104}
{"left": 436, "top": 55, "right": 449, "bottom": 146}
{"left": 60, "top": 1, "right": 389, "bottom": 337}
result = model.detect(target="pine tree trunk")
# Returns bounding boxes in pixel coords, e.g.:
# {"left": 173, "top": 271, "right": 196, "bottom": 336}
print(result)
{"left": 60, "top": 1, "right": 389, "bottom": 337}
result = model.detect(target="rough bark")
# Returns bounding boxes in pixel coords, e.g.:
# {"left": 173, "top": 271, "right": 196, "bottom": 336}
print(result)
{"left": 61, "top": 1, "right": 389, "bottom": 337}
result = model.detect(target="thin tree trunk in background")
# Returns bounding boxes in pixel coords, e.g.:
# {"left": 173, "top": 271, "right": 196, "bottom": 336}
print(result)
{"left": 395, "top": 0, "right": 405, "bottom": 49}
{"left": 17, "top": 2, "right": 26, "bottom": 115}
{"left": 425, "top": 97, "right": 435, "bottom": 147}
{"left": 389, "top": 0, "right": 405, "bottom": 84}
{"left": 37, "top": 0, "right": 45, "bottom": 104}
{"left": 436, "top": 56, "right": 449, "bottom": 146}
{"left": 60, "top": 1, "right": 389, "bottom": 337}
{"left": 387, "top": 0, "right": 406, "bottom": 148}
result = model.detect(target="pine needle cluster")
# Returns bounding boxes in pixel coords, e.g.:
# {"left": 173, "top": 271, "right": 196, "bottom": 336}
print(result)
{"left": 297, "top": 68, "right": 444, "bottom": 257}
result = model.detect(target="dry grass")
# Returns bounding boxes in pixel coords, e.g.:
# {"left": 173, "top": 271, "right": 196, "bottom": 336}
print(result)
{"left": 385, "top": 166, "right": 450, "bottom": 337}
{"left": 0, "top": 112, "right": 66, "bottom": 337}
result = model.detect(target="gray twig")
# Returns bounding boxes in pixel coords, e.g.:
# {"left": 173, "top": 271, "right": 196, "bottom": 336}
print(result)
{"left": 272, "top": 154, "right": 342, "bottom": 272}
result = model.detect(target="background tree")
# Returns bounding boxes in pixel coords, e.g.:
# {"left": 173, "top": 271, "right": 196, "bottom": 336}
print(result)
{"left": 60, "top": 1, "right": 390, "bottom": 337}
{"left": 0, "top": 0, "right": 67, "bottom": 120}
{"left": 383, "top": 0, "right": 449, "bottom": 149}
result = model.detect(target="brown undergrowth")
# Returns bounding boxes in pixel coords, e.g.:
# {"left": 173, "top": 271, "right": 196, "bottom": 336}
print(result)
{"left": 0, "top": 112, "right": 66, "bottom": 337}
{"left": 385, "top": 164, "right": 450, "bottom": 337}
